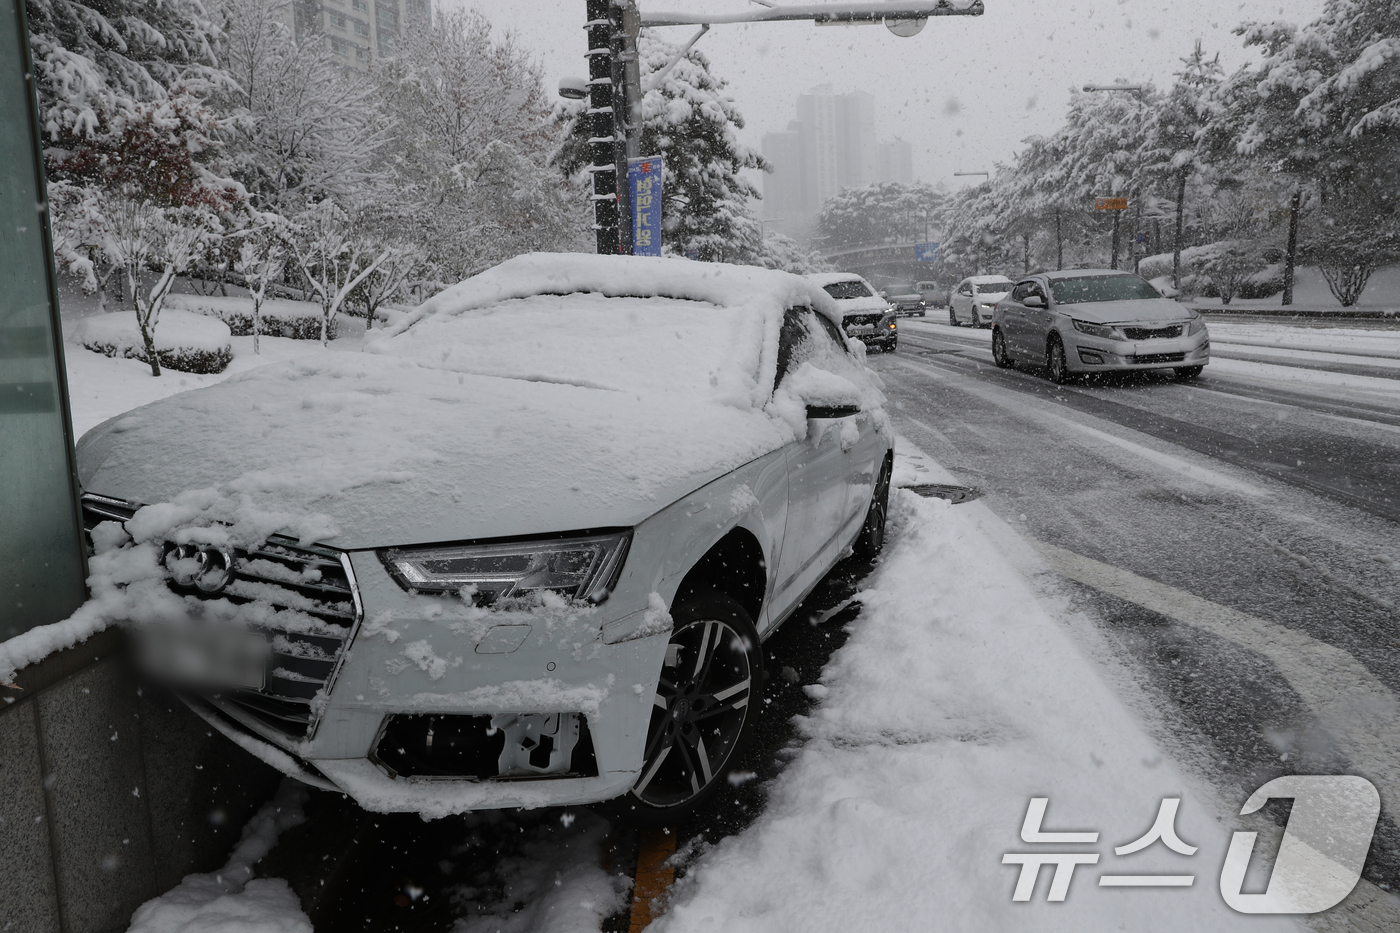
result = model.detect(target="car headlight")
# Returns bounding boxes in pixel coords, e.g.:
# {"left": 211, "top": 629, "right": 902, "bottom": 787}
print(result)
{"left": 879, "top": 312, "right": 897, "bottom": 328}
{"left": 1187, "top": 317, "right": 1207, "bottom": 336}
{"left": 381, "top": 531, "right": 631, "bottom": 604}
{"left": 1072, "top": 319, "right": 1123, "bottom": 340}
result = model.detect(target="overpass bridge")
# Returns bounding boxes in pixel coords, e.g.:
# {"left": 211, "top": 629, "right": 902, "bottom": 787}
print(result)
{"left": 820, "top": 242, "right": 942, "bottom": 283}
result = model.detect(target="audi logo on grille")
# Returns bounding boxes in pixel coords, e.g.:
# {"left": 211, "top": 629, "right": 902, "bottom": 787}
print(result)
{"left": 163, "top": 543, "right": 236, "bottom": 594}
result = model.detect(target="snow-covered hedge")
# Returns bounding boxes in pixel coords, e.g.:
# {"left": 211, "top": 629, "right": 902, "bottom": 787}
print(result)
{"left": 1139, "top": 244, "right": 1280, "bottom": 301}
{"left": 166, "top": 293, "right": 335, "bottom": 340}
{"left": 75, "top": 310, "right": 233, "bottom": 374}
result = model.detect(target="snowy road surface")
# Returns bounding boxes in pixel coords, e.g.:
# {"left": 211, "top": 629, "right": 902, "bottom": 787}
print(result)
{"left": 59, "top": 314, "right": 1400, "bottom": 930}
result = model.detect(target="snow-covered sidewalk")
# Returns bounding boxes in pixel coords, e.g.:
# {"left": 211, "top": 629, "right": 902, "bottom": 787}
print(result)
{"left": 651, "top": 440, "right": 1301, "bottom": 932}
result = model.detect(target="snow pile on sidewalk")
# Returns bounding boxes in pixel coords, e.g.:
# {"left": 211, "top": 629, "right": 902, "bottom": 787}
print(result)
{"left": 653, "top": 487, "right": 1300, "bottom": 932}
{"left": 74, "top": 310, "right": 233, "bottom": 374}
{"left": 125, "top": 781, "right": 311, "bottom": 933}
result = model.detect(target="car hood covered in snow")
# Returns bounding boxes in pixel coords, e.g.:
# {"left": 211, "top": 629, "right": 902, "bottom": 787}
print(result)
{"left": 76, "top": 253, "right": 862, "bottom": 550}
{"left": 1057, "top": 297, "right": 1191, "bottom": 324}
{"left": 77, "top": 355, "right": 792, "bottom": 549}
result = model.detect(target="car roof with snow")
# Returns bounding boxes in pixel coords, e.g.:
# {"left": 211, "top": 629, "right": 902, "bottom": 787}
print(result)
{"left": 373, "top": 253, "right": 844, "bottom": 406}
{"left": 1041, "top": 268, "right": 1135, "bottom": 281}
{"left": 967, "top": 275, "right": 1014, "bottom": 286}
{"left": 805, "top": 272, "right": 870, "bottom": 288}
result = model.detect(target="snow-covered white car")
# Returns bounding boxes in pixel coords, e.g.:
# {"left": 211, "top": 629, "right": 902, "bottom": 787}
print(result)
{"left": 76, "top": 254, "right": 893, "bottom": 825}
{"left": 948, "top": 275, "right": 1015, "bottom": 327}
{"left": 808, "top": 272, "right": 899, "bottom": 352}
{"left": 991, "top": 269, "right": 1210, "bottom": 383}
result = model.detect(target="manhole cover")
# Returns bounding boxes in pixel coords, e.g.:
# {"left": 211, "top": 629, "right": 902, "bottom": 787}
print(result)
{"left": 903, "top": 483, "right": 982, "bottom": 504}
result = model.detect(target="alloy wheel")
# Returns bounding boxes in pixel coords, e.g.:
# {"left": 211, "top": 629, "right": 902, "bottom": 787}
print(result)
{"left": 634, "top": 617, "right": 755, "bottom": 809}
{"left": 1048, "top": 337, "right": 1069, "bottom": 384}
{"left": 992, "top": 328, "right": 1012, "bottom": 368}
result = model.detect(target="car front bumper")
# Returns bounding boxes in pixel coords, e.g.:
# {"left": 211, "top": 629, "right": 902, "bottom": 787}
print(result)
{"left": 1064, "top": 331, "right": 1210, "bottom": 373}
{"left": 189, "top": 549, "right": 670, "bottom": 816}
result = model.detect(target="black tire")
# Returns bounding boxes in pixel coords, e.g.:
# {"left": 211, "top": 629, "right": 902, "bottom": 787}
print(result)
{"left": 603, "top": 590, "right": 762, "bottom": 829}
{"left": 1047, "top": 335, "right": 1071, "bottom": 385}
{"left": 1175, "top": 365, "right": 1204, "bottom": 380}
{"left": 853, "top": 454, "right": 892, "bottom": 560}
{"left": 992, "top": 327, "right": 1013, "bottom": 368}
{"left": 948, "top": 306, "right": 960, "bottom": 326}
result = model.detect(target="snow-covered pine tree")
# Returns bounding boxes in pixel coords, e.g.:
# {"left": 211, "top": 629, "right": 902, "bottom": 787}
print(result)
{"left": 557, "top": 29, "right": 769, "bottom": 262}
{"left": 26, "top": 0, "right": 223, "bottom": 150}
{"left": 1146, "top": 42, "right": 1226, "bottom": 289}
{"left": 1228, "top": 0, "right": 1400, "bottom": 305}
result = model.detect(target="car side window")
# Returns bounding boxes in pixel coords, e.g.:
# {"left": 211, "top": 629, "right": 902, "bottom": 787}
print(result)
{"left": 1011, "top": 282, "right": 1032, "bottom": 302}
{"left": 776, "top": 307, "right": 859, "bottom": 388}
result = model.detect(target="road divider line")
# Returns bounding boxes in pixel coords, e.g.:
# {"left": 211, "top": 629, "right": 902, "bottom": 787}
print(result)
{"left": 1031, "top": 539, "right": 1400, "bottom": 817}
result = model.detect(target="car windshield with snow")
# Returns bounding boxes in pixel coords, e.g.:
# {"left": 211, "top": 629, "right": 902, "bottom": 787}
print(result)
{"left": 74, "top": 254, "right": 892, "bottom": 824}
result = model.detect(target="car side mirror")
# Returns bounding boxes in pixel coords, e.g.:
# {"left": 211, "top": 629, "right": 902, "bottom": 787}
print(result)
{"left": 806, "top": 403, "right": 861, "bottom": 419}
{"left": 1023, "top": 294, "right": 1046, "bottom": 308}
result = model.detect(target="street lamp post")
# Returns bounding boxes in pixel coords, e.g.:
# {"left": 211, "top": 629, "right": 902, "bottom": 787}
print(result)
{"left": 569, "top": 1, "right": 987, "bottom": 256}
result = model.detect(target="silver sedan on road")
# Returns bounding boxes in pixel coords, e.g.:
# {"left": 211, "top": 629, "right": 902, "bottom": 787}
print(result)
{"left": 991, "top": 270, "right": 1209, "bottom": 383}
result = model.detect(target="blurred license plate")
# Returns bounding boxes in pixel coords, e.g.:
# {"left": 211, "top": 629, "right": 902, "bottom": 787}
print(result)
{"left": 136, "top": 625, "right": 269, "bottom": 690}
{"left": 850, "top": 325, "right": 877, "bottom": 336}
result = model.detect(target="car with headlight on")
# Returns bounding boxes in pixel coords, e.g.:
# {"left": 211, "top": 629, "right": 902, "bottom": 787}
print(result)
{"left": 77, "top": 254, "right": 893, "bottom": 827}
{"left": 990, "top": 269, "right": 1209, "bottom": 384}
{"left": 948, "top": 275, "right": 1014, "bottom": 327}
{"left": 881, "top": 282, "right": 926, "bottom": 317}
{"left": 808, "top": 272, "right": 898, "bottom": 352}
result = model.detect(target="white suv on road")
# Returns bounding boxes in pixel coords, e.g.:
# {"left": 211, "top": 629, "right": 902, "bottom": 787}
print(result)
{"left": 77, "top": 254, "right": 893, "bottom": 826}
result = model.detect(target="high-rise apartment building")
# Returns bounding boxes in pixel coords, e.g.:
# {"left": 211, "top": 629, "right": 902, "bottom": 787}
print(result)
{"left": 279, "top": 0, "right": 433, "bottom": 70}
{"left": 762, "top": 86, "right": 916, "bottom": 239}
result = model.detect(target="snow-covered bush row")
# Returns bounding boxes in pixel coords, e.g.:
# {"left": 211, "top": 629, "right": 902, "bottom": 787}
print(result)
{"left": 165, "top": 294, "right": 334, "bottom": 341}
{"left": 75, "top": 310, "right": 233, "bottom": 374}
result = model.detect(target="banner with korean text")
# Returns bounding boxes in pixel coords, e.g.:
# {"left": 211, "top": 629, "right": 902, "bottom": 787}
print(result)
{"left": 628, "top": 156, "right": 664, "bottom": 257}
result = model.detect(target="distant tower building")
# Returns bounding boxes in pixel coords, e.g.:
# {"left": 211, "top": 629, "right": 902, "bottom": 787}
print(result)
{"left": 286, "top": 0, "right": 433, "bottom": 70}
{"left": 762, "top": 85, "right": 912, "bottom": 240}
{"left": 877, "top": 138, "right": 914, "bottom": 184}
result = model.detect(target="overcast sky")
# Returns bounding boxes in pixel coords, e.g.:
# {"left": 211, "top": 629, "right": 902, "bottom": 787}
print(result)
{"left": 455, "top": 1, "right": 1323, "bottom": 198}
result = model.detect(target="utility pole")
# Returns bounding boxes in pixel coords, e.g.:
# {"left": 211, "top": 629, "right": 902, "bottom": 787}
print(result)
{"left": 584, "top": 1, "right": 620, "bottom": 254}
{"left": 569, "top": 2, "right": 986, "bottom": 257}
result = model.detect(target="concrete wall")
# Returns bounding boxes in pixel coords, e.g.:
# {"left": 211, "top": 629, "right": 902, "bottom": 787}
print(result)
{"left": 0, "top": 632, "right": 281, "bottom": 933}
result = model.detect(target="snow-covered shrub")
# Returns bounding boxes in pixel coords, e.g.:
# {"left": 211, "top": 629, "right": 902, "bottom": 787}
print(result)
{"left": 76, "top": 309, "right": 232, "bottom": 374}
{"left": 165, "top": 294, "right": 334, "bottom": 340}
{"left": 1236, "top": 264, "right": 1284, "bottom": 300}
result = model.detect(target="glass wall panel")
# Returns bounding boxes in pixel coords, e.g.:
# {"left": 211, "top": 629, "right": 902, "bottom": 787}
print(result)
{"left": 0, "top": 0, "right": 88, "bottom": 641}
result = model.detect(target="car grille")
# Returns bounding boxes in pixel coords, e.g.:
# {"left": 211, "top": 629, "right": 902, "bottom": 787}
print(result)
{"left": 844, "top": 313, "right": 883, "bottom": 328}
{"left": 81, "top": 493, "right": 361, "bottom": 738}
{"left": 1122, "top": 324, "right": 1183, "bottom": 340}
{"left": 1128, "top": 352, "right": 1187, "bottom": 364}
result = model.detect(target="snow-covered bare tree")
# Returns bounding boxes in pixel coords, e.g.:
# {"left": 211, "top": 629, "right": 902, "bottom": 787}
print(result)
{"left": 217, "top": 0, "right": 387, "bottom": 210}
{"left": 286, "top": 199, "right": 391, "bottom": 346}
{"left": 231, "top": 219, "right": 287, "bottom": 354}
{"left": 374, "top": 9, "right": 587, "bottom": 281}
{"left": 102, "top": 193, "right": 220, "bottom": 375}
